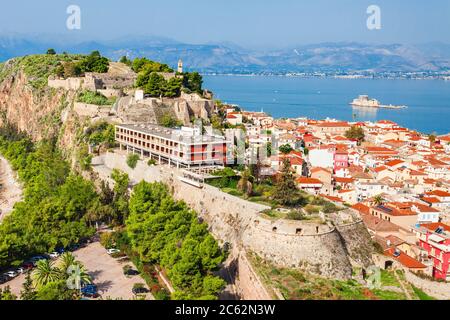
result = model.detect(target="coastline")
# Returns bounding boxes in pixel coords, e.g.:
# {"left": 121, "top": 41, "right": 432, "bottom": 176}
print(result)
{"left": 202, "top": 73, "right": 448, "bottom": 81}
{"left": 0, "top": 155, "right": 23, "bottom": 222}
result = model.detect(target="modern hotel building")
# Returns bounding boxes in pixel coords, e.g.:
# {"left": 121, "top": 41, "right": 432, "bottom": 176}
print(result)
{"left": 115, "top": 124, "right": 232, "bottom": 168}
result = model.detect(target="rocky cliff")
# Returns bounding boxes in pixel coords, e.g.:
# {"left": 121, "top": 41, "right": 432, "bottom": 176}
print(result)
{"left": 0, "top": 56, "right": 215, "bottom": 161}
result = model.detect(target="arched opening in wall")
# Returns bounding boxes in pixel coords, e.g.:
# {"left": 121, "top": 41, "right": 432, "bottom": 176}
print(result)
{"left": 272, "top": 227, "right": 278, "bottom": 232}
{"left": 296, "top": 228, "right": 302, "bottom": 235}
{"left": 384, "top": 260, "right": 394, "bottom": 270}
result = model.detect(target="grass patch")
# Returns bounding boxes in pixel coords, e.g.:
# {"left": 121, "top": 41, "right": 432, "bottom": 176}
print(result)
{"left": 77, "top": 90, "right": 116, "bottom": 106}
{"left": 412, "top": 286, "right": 436, "bottom": 300}
{"left": 248, "top": 253, "right": 409, "bottom": 300}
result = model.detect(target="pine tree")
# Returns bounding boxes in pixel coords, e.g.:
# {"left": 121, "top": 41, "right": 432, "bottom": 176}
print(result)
{"left": 272, "top": 158, "right": 303, "bottom": 206}
{"left": 20, "top": 272, "right": 37, "bottom": 300}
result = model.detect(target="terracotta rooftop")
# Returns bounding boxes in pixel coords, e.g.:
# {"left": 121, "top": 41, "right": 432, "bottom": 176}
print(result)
{"left": 385, "top": 248, "right": 426, "bottom": 269}
{"left": 296, "top": 177, "right": 323, "bottom": 185}
{"left": 426, "top": 190, "right": 450, "bottom": 197}
{"left": 351, "top": 203, "right": 371, "bottom": 215}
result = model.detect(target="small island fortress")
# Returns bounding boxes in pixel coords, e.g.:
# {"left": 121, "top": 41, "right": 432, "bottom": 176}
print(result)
{"left": 351, "top": 95, "right": 407, "bottom": 109}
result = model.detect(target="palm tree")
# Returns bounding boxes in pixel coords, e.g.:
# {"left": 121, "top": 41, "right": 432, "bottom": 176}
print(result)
{"left": 57, "top": 252, "right": 92, "bottom": 285}
{"left": 32, "top": 259, "right": 61, "bottom": 287}
{"left": 373, "top": 195, "right": 384, "bottom": 206}
{"left": 58, "top": 252, "right": 77, "bottom": 274}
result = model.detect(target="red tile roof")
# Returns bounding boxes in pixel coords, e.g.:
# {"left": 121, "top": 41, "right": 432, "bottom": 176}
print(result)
{"left": 421, "top": 222, "right": 450, "bottom": 233}
{"left": 385, "top": 248, "right": 426, "bottom": 269}
{"left": 334, "top": 177, "right": 355, "bottom": 184}
{"left": 296, "top": 177, "right": 323, "bottom": 185}
{"left": 351, "top": 203, "right": 371, "bottom": 215}
{"left": 426, "top": 190, "right": 450, "bottom": 197}
{"left": 385, "top": 159, "right": 405, "bottom": 167}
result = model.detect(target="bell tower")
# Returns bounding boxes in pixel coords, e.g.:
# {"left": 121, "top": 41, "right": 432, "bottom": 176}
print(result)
{"left": 177, "top": 59, "right": 183, "bottom": 73}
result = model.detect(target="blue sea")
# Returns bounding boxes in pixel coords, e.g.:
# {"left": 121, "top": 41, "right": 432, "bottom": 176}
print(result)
{"left": 203, "top": 76, "right": 450, "bottom": 135}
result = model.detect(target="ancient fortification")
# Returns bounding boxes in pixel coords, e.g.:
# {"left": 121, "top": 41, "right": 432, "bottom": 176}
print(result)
{"left": 94, "top": 152, "right": 375, "bottom": 280}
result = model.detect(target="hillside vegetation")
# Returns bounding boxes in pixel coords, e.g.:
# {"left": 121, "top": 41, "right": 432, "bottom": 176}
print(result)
{"left": 0, "top": 125, "right": 98, "bottom": 269}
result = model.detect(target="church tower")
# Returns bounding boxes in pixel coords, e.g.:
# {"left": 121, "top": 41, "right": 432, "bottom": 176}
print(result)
{"left": 177, "top": 59, "right": 183, "bottom": 73}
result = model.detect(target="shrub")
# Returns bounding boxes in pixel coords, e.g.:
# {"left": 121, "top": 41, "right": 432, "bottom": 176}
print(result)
{"left": 100, "top": 232, "right": 115, "bottom": 248}
{"left": 127, "top": 154, "right": 140, "bottom": 169}
{"left": 148, "top": 159, "right": 157, "bottom": 166}
{"left": 154, "top": 289, "right": 171, "bottom": 300}
{"left": 123, "top": 265, "right": 132, "bottom": 274}
{"left": 77, "top": 90, "right": 115, "bottom": 106}
{"left": 133, "top": 283, "right": 145, "bottom": 290}
{"left": 287, "top": 211, "right": 305, "bottom": 220}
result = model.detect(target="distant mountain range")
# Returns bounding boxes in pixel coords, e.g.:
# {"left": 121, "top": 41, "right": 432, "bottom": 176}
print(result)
{"left": 1, "top": 35, "right": 450, "bottom": 74}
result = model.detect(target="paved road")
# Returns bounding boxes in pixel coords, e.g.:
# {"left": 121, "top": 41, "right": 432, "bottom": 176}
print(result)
{"left": 0, "top": 242, "right": 154, "bottom": 300}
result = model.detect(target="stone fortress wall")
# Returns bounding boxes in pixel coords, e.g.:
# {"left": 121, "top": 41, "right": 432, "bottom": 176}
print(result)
{"left": 96, "top": 152, "right": 375, "bottom": 280}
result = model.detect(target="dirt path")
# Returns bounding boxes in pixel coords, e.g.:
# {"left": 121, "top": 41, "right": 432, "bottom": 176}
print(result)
{"left": 0, "top": 156, "right": 23, "bottom": 222}
{"left": 393, "top": 269, "right": 414, "bottom": 300}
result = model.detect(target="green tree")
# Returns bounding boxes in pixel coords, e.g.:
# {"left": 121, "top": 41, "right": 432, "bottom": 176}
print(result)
{"left": 183, "top": 72, "right": 203, "bottom": 94}
{"left": 32, "top": 259, "right": 61, "bottom": 287}
{"left": 126, "top": 181, "right": 225, "bottom": 299}
{"left": 373, "top": 194, "right": 384, "bottom": 206}
{"left": 144, "top": 72, "right": 166, "bottom": 97}
{"left": 0, "top": 286, "right": 17, "bottom": 300}
{"left": 35, "top": 280, "right": 78, "bottom": 300}
{"left": 279, "top": 144, "right": 293, "bottom": 155}
{"left": 160, "top": 113, "right": 182, "bottom": 128}
{"left": 20, "top": 272, "right": 37, "bottom": 300}
{"left": 266, "top": 142, "right": 273, "bottom": 157}
{"left": 272, "top": 158, "right": 303, "bottom": 206}
{"left": 46, "top": 48, "right": 56, "bottom": 55}
{"left": 345, "top": 126, "right": 365, "bottom": 144}
{"left": 119, "top": 56, "right": 132, "bottom": 66}
{"left": 165, "top": 77, "right": 183, "bottom": 98}
{"left": 127, "top": 153, "right": 140, "bottom": 169}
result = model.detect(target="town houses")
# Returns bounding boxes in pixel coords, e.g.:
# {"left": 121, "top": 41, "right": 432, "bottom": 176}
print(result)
{"left": 216, "top": 104, "right": 450, "bottom": 281}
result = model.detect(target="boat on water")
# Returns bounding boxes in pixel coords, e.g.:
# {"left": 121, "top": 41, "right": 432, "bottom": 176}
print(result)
{"left": 350, "top": 95, "right": 407, "bottom": 109}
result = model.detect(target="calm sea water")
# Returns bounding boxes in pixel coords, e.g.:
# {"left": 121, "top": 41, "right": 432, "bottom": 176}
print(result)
{"left": 203, "top": 76, "right": 450, "bottom": 135}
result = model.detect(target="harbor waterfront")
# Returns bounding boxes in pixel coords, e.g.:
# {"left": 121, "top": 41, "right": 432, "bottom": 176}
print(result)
{"left": 204, "top": 76, "right": 450, "bottom": 135}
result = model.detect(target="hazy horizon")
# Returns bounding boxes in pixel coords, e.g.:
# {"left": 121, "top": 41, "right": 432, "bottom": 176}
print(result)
{"left": 0, "top": 0, "right": 449, "bottom": 49}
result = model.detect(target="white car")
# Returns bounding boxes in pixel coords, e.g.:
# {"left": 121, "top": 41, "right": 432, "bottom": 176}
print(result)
{"left": 49, "top": 252, "right": 60, "bottom": 259}
{"left": 106, "top": 248, "right": 120, "bottom": 255}
{"left": 5, "top": 271, "right": 18, "bottom": 278}
{"left": 16, "top": 267, "right": 25, "bottom": 274}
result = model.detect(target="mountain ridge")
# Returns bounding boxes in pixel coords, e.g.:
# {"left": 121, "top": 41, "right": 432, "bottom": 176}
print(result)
{"left": 1, "top": 35, "right": 450, "bottom": 74}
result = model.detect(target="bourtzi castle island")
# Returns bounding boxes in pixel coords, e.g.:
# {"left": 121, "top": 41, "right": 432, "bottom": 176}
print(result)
{"left": 0, "top": 51, "right": 449, "bottom": 301}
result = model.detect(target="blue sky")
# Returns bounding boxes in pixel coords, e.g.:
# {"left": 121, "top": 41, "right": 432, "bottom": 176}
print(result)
{"left": 0, "top": 0, "right": 449, "bottom": 48}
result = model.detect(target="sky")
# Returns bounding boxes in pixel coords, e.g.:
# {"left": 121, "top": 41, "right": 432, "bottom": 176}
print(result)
{"left": 0, "top": 0, "right": 449, "bottom": 48}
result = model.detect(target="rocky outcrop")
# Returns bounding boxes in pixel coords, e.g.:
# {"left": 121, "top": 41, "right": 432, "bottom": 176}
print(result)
{"left": 0, "top": 70, "right": 76, "bottom": 141}
{"left": 115, "top": 94, "right": 215, "bottom": 126}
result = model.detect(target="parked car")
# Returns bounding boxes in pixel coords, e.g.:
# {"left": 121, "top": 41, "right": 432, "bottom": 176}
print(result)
{"left": 106, "top": 248, "right": 120, "bottom": 255}
{"left": 81, "top": 284, "right": 99, "bottom": 298}
{"left": 0, "top": 275, "right": 9, "bottom": 284}
{"left": 16, "top": 267, "right": 26, "bottom": 274}
{"left": 49, "top": 252, "right": 60, "bottom": 259}
{"left": 5, "top": 271, "right": 18, "bottom": 278}
{"left": 22, "top": 262, "right": 34, "bottom": 270}
{"left": 56, "top": 248, "right": 65, "bottom": 254}
{"left": 68, "top": 244, "right": 80, "bottom": 252}
{"left": 124, "top": 269, "right": 140, "bottom": 276}
{"left": 132, "top": 285, "right": 149, "bottom": 295}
